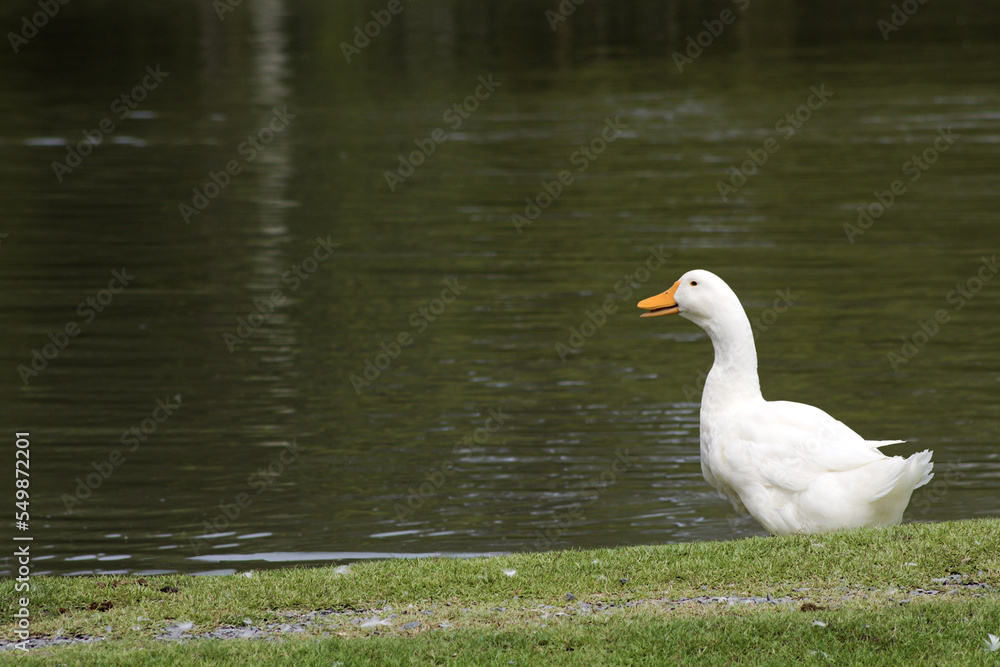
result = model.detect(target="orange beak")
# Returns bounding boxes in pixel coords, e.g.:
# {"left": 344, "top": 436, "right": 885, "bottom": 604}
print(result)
{"left": 638, "top": 280, "right": 680, "bottom": 317}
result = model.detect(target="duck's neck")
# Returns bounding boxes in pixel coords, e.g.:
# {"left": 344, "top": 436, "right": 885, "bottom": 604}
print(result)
{"left": 700, "top": 305, "right": 762, "bottom": 403}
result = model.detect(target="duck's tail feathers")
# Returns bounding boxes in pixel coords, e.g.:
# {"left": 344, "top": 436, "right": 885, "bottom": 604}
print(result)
{"left": 868, "top": 456, "right": 908, "bottom": 501}
{"left": 871, "top": 439, "right": 906, "bottom": 450}
{"left": 866, "top": 449, "right": 934, "bottom": 502}
{"left": 906, "top": 449, "right": 934, "bottom": 490}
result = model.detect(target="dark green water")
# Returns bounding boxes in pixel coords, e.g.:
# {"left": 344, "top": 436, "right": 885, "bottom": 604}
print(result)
{"left": 1, "top": 1, "right": 998, "bottom": 575}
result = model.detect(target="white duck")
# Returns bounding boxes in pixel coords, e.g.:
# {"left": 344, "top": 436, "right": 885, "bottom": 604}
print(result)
{"left": 638, "top": 269, "right": 933, "bottom": 535}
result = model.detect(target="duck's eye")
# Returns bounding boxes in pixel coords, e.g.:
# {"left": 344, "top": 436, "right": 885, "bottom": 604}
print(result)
{"left": 690, "top": 281, "right": 698, "bottom": 286}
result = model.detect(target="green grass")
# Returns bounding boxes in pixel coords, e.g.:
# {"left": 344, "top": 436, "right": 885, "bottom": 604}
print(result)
{"left": 3, "top": 519, "right": 999, "bottom": 665}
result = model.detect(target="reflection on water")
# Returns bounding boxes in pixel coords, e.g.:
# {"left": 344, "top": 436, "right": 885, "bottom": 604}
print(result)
{"left": 1, "top": 1, "right": 999, "bottom": 576}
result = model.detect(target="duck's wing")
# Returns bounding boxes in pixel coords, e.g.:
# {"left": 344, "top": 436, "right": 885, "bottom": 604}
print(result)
{"left": 727, "top": 400, "right": 899, "bottom": 493}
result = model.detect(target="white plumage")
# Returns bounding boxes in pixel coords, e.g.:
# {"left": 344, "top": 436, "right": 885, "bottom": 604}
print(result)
{"left": 639, "top": 269, "right": 933, "bottom": 535}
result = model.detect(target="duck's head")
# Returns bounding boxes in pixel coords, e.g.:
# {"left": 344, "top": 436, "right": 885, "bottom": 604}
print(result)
{"left": 637, "top": 269, "right": 739, "bottom": 328}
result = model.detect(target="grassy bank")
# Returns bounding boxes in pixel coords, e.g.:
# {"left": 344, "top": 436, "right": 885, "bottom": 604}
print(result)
{"left": 3, "top": 519, "right": 999, "bottom": 665}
